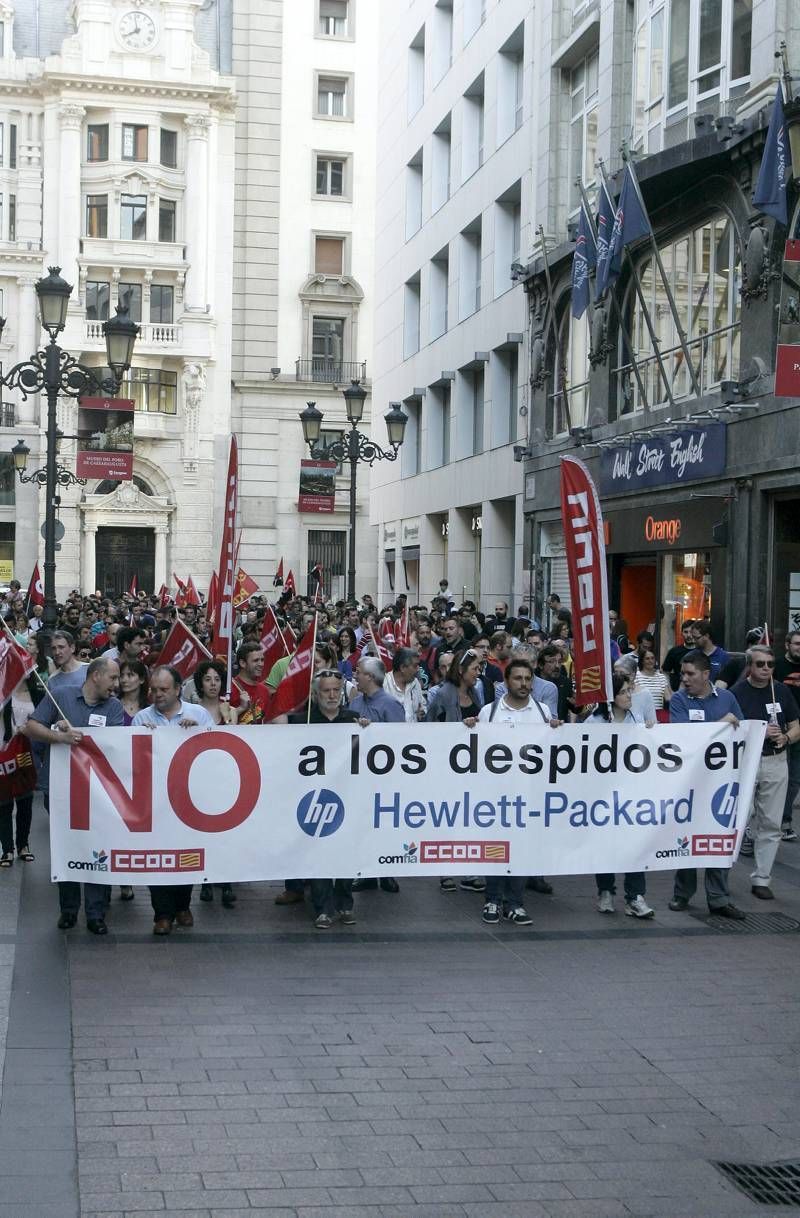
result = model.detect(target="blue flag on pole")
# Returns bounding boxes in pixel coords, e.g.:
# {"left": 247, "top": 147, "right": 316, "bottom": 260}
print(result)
{"left": 571, "top": 205, "right": 597, "bottom": 319}
{"left": 594, "top": 185, "right": 615, "bottom": 302}
{"left": 596, "top": 167, "right": 650, "bottom": 297}
{"left": 753, "top": 84, "right": 789, "bottom": 226}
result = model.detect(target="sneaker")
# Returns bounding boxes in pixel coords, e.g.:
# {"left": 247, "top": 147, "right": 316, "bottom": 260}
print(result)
{"left": 482, "top": 901, "right": 500, "bottom": 924}
{"left": 597, "top": 890, "right": 615, "bottom": 914}
{"left": 625, "top": 895, "right": 655, "bottom": 919}
{"left": 440, "top": 877, "right": 457, "bottom": 892}
{"left": 338, "top": 908, "right": 356, "bottom": 924}
{"left": 504, "top": 906, "right": 533, "bottom": 926}
{"left": 314, "top": 913, "right": 334, "bottom": 929}
{"left": 781, "top": 825, "right": 798, "bottom": 842}
{"left": 739, "top": 832, "right": 754, "bottom": 857}
{"left": 459, "top": 877, "right": 486, "bottom": 892}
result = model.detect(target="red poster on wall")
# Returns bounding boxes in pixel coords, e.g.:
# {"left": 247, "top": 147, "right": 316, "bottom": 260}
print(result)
{"left": 76, "top": 397, "right": 135, "bottom": 479}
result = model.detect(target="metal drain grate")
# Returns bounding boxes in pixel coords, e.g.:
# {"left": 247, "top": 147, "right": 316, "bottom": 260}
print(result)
{"left": 714, "top": 1160, "right": 800, "bottom": 1205}
{"left": 691, "top": 911, "right": 800, "bottom": 934}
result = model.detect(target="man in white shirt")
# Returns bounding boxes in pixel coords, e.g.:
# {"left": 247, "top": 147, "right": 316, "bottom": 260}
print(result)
{"left": 477, "top": 657, "right": 559, "bottom": 926}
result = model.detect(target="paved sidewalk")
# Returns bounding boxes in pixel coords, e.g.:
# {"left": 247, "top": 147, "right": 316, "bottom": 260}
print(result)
{"left": 5, "top": 802, "right": 800, "bottom": 1217}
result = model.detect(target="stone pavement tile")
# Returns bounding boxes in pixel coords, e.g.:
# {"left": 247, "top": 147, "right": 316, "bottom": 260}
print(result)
{"left": 83, "top": 1195, "right": 166, "bottom": 1213}
{"left": 458, "top": 1204, "right": 549, "bottom": 1218}
{"left": 379, "top": 1208, "right": 471, "bottom": 1218}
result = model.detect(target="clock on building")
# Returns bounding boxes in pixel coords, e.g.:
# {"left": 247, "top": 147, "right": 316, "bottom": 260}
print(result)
{"left": 118, "top": 10, "right": 158, "bottom": 50}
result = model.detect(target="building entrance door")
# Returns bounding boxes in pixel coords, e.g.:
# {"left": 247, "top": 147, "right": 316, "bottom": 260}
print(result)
{"left": 95, "top": 527, "right": 155, "bottom": 597}
{"left": 619, "top": 559, "right": 657, "bottom": 640}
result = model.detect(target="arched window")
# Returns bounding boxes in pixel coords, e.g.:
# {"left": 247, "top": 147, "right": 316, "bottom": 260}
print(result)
{"left": 94, "top": 475, "right": 154, "bottom": 496}
{"left": 548, "top": 308, "right": 589, "bottom": 437}
{"left": 621, "top": 212, "right": 742, "bottom": 412}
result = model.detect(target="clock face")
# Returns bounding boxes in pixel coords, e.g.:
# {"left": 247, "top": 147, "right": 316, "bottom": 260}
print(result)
{"left": 118, "top": 10, "right": 158, "bottom": 50}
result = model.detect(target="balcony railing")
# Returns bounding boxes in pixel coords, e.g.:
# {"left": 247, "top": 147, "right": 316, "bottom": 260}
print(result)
{"left": 84, "top": 321, "right": 181, "bottom": 346}
{"left": 296, "top": 358, "right": 367, "bottom": 384}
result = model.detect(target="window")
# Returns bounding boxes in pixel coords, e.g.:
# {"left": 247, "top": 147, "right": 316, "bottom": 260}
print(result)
{"left": 160, "top": 128, "right": 178, "bottom": 168}
{"left": 312, "top": 316, "right": 345, "bottom": 376}
{"left": 401, "top": 399, "right": 422, "bottom": 477}
{"left": 491, "top": 347, "right": 519, "bottom": 447}
{"left": 118, "top": 283, "right": 142, "bottom": 324}
{"left": 426, "top": 384, "right": 451, "bottom": 469}
{"left": 635, "top": 0, "right": 751, "bottom": 151}
{"left": 432, "top": 0, "right": 453, "bottom": 84}
{"left": 498, "top": 26, "right": 525, "bottom": 142}
{"left": 158, "top": 198, "right": 176, "bottom": 242}
{"left": 316, "top": 155, "right": 345, "bottom": 196}
{"left": 405, "top": 150, "right": 423, "bottom": 238}
{"left": 0, "top": 123, "right": 4, "bottom": 167}
{"left": 120, "top": 194, "right": 147, "bottom": 240}
{"left": 0, "top": 457, "right": 15, "bottom": 507}
{"left": 429, "top": 246, "right": 450, "bottom": 340}
{"left": 86, "top": 281, "right": 111, "bottom": 321}
{"left": 459, "top": 218, "right": 482, "bottom": 320}
{"left": 462, "top": 73, "right": 485, "bottom": 180}
{"left": 317, "top": 428, "right": 345, "bottom": 472}
{"left": 87, "top": 123, "right": 109, "bottom": 162}
{"left": 122, "top": 124, "right": 148, "bottom": 161}
{"left": 9, "top": 124, "right": 15, "bottom": 169}
{"left": 86, "top": 194, "right": 108, "bottom": 238}
{"left": 463, "top": 0, "right": 485, "bottom": 43}
{"left": 408, "top": 26, "right": 425, "bottom": 118}
{"left": 569, "top": 51, "right": 599, "bottom": 212}
{"left": 315, "top": 235, "right": 345, "bottom": 274}
{"left": 318, "top": 0, "right": 348, "bottom": 37}
{"left": 8, "top": 194, "right": 14, "bottom": 242}
{"left": 625, "top": 213, "right": 742, "bottom": 412}
{"left": 494, "top": 182, "right": 522, "bottom": 297}
{"left": 317, "top": 75, "right": 349, "bottom": 118}
{"left": 468, "top": 368, "right": 485, "bottom": 455}
{"left": 403, "top": 273, "right": 421, "bottom": 359}
{"left": 121, "top": 367, "right": 178, "bottom": 414}
{"left": 431, "top": 116, "right": 452, "bottom": 211}
{"left": 150, "top": 285, "right": 174, "bottom": 324}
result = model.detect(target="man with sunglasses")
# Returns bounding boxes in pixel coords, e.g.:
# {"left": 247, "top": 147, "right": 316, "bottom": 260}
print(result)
{"left": 731, "top": 646, "right": 800, "bottom": 900}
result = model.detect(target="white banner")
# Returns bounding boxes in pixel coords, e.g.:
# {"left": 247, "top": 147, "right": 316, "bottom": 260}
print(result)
{"left": 49, "top": 723, "right": 765, "bottom": 885}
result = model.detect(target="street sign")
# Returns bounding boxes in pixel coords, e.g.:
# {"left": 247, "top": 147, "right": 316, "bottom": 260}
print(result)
{"left": 41, "top": 520, "right": 65, "bottom": 541}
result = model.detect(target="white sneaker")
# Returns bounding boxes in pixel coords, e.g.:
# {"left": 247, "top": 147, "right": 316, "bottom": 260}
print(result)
{"left": 625, "top": 895, "right": 655, "bottom": 919}
{"left": 597, "top": 890, "right": 615, "bottom": 914}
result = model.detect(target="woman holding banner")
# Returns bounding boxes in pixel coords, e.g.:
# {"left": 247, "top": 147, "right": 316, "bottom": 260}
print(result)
{"left": 590, "top": 674, "right": 655, "bottom": 919}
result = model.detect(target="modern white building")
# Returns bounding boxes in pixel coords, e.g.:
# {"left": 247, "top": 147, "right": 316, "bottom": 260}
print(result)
{"left": 369, "top": 0, "right": 532, "bottom": 612}
{"left": 0, "top": 0, "right": 234, "bottom": 597}
{"left": 231, "top": 0, "right": 379, "bottom": 602}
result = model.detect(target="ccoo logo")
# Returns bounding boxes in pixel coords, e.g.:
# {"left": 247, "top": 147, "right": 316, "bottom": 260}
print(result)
{"left": 296, "top": 789, "right": 345, "bottom": 838}
{"left": 711, "top": 782, "right": 739, "bottom": 830}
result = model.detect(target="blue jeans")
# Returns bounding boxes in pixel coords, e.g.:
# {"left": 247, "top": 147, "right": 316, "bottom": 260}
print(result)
{"left": 485, "top": 876, "right": 525, "bottom": 908}
{"left": 673, "top": 868, "right": 729, "bottom": 909}
{"left": 310, "top": 879, "right": 353, "bottom": 916}
{"left": 596, "top": 872, "right": 646, "bottom": 900}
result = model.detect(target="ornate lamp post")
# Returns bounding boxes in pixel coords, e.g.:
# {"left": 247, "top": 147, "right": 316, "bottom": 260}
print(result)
{"left": 300, "top": 381, "right": 407, "bottom": 603}
{"left": 2, "top": 267, "right": 139, "bottom": 628}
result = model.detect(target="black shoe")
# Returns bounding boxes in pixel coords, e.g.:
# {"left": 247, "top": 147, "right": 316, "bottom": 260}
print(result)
{"left": 57, "top": 912, "right": 77, "bottom": 929}
{"left": 751, "top": 885, "right": 775, "bottom": 900}
{"left": 221, "top": 884, "right": 236, "bottom": 907}
{"left": 526, "top": 876, "right": 553, "bottom": 895}
{"left": 710, "top": 903, "right": 746, "bottom": 920}
{"left": 199, "top": 884, "right": 213, "bottom": 902}
{"left": 86, "top": 919, "right": 108, "bottom": 936}
{"left": 351, "top": 878, "right": 378, "bottom": 891}
{"left": 119, "top": 886, "right": 134, "bottom": 901}
{"left": 380, "top": 877, "right": 400, "bottom": 893}
{"left": 668, "top": 897, "right": 689, "bottom": 912}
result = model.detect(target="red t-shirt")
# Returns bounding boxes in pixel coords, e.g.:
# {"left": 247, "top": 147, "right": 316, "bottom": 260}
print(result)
{"left": 231, "top": 678, "right": 272, "bottom": 724}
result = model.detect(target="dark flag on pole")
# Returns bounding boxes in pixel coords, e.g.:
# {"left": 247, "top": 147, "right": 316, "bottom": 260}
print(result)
{"left": 753, "top": 84, "right": 789, "bottom": 226}
{"left": 596, "top": 167, "right": 650, "bottom": 298}
{"left": 571, "top": 204, "right": 597, "bottom": 319}
{"left": 273, "top": 558, "right": 284, "bottom": 588}
{"left": 593, "top": 185, "right": 615, "bottom": 302}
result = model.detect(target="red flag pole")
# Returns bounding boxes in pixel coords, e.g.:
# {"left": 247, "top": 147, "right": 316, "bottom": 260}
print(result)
{"left": 306, "top": 611, "right": 319, "bottom": 724}
{"left": 0, "top": 617, "right": 68, "bottom": 723}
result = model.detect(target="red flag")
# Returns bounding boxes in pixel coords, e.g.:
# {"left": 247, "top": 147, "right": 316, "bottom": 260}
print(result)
{"left": 234, "top": 567, "right": 259, "bottom": 609}
{"left": 273, "top": 558, "right": 284, "bottom": 587}
{"left": 281, "top": 620, "right": 297, "bottom": 651}
{"left": 260, "top": 603, "right": 291, "bottom": 672}
{"left": 367, "top": 620, "right": 393, "bottom": 669}
{"left": 157, "top": 584, "right": 171, "bottom": 610}
{"left": 24, "top": 564, "right": 44, "bottom": 614}
{"left": 284, "top": 569, "right": 297, "bottom": 597}
{"left": 266, "top": 619, "right": 317, "bottom": 720}
{"left": 0, "top": 629, "right": 35, "bottom": 710}
{"left": 559, "top": 455, "right": 613, "bottom": 706}
{"left": 128, "top": 573, "right": 138, "bottom": 597}
{"left": 154, "top": 619, "right": 211, "bottom": 682}
{"left": 174, "top": 573, "right": 188, "bottom": 608}
{"left": 186, "top": 576, "right": 201, "bottom": 607}
{"left": 206, "top": 572, "right": 219, "bottom": 626}
{"left": 213, "top": 437, "right": 238, "bottom": 692}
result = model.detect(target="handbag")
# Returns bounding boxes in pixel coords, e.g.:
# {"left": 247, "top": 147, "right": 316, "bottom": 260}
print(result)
{"left": 0, "top": 733, "right": 37, "bottom": 800}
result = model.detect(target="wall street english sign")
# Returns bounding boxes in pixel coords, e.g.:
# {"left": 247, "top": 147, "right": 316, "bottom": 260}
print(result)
{"left": 599, "top": 423, "right": 726, "bottom": 495}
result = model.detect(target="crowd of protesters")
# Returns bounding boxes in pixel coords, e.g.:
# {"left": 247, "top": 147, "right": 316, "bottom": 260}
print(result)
{"left": 0, "top": 575, "right": 797, "bottom": 936}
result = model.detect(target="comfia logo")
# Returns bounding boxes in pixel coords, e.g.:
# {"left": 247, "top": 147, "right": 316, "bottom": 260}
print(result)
{"left": 296, "top": 789, "right": 345, "bottom": 838}
{"left": 67, "top": 849, "right": 109, "bottom": 872}
{"left": 711, "top": 782, "right": 739, "bottom": 830}
{"left": 378, "top": 842, "right": 418, "bottom": 865}
{"left": 655, "top": 836, "right": 690, "bottom": 859}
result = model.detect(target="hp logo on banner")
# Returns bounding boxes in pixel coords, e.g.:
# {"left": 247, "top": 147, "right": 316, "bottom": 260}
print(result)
{"left": 711, "top": 782, "right": 739, "bottom": 830}
{"left": 296, "top": 789, "right": 345, "bottom": 838}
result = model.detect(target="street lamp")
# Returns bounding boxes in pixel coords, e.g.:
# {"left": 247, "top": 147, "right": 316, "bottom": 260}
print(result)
{"left": 299, "top": 380, "right": 407, "bottom": 602}
{"left": 2, "top": 267, "right": 139, "bottom": 627}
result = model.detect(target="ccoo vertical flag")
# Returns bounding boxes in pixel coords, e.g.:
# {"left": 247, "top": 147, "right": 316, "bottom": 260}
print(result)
{"left": 753, "top": 84, "right": 789, "bottom": 226}
{"left": 213, "top": 437, "right": 238, "bottom": 693}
